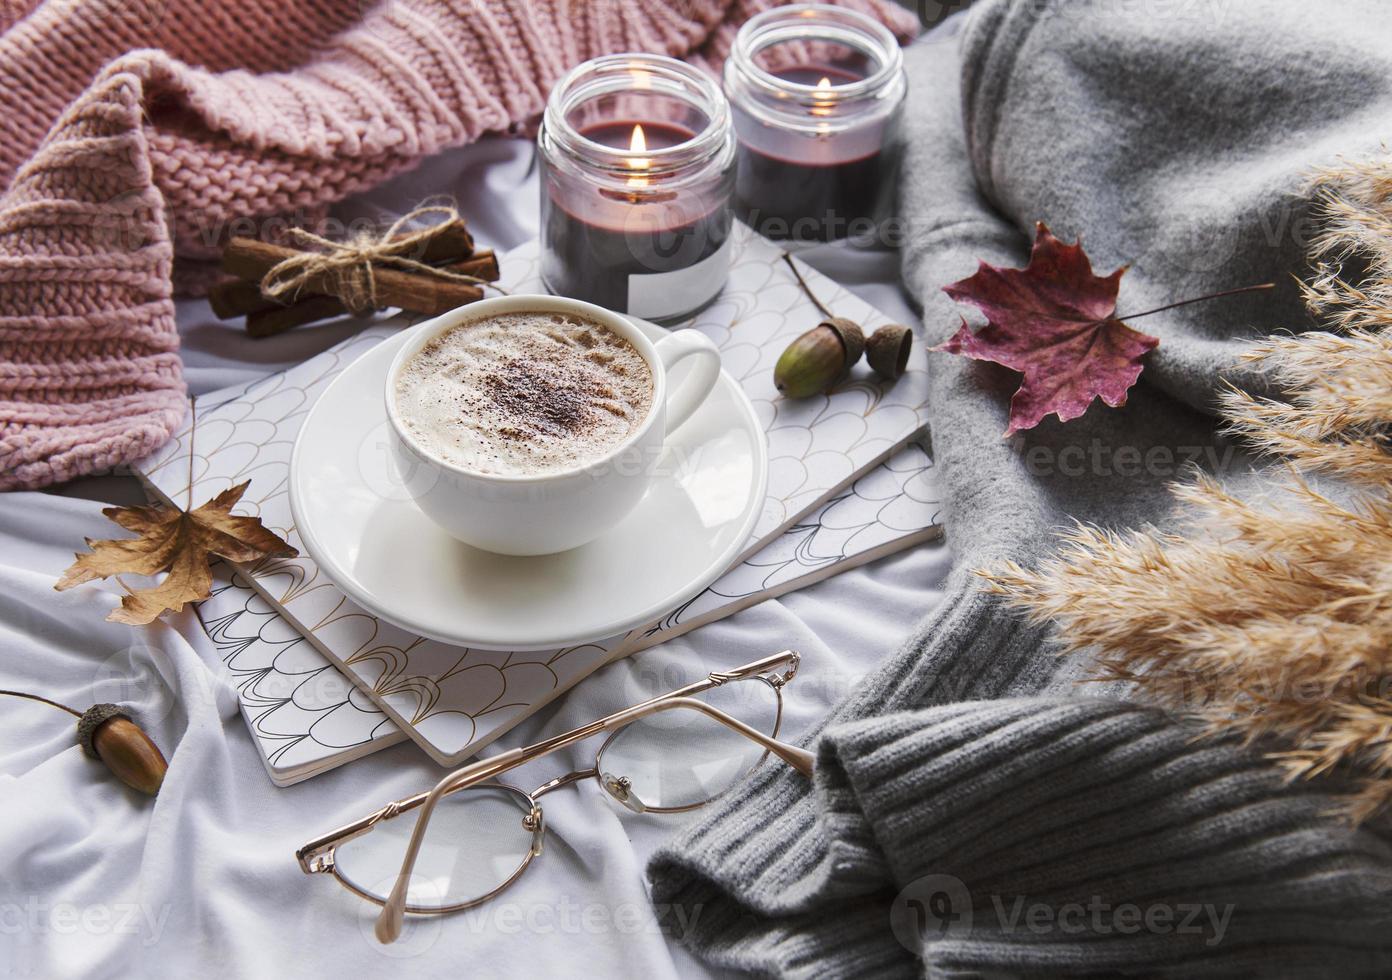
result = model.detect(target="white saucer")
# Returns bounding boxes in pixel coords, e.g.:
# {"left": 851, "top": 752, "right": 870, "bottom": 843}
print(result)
{"left": 288, "top": 322, "right": 768, "bottom": 652}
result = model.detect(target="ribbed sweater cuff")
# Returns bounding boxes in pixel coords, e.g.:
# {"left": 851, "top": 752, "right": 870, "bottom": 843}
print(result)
{"left": 0, "top": 71, "right": 186, "bottom": 491}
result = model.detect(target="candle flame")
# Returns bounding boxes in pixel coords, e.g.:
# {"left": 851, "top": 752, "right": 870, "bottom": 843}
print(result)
{"left": 811, "top": 77, "right": 834, "bottom": 118}
{"left": 626, "top": 124, "right": 650, "bottom": 188}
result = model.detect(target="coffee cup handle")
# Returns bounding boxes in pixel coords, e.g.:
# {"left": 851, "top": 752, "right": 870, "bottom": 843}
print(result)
{"left": 653, "top": 331, "right": 722, "bottom": 434}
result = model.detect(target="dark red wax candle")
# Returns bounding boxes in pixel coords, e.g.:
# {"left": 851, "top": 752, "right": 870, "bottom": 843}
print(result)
{"left": 732, "top": 67, "right": 889, "bottom": 242}
{"left": 538, "top": 53, "right": 736, "bottom": 324}
{"left": 723, "top": 6, "right": 907, "bottom": 243}
{"left": 543, "top": 121, "right": 731, "bottom": 316}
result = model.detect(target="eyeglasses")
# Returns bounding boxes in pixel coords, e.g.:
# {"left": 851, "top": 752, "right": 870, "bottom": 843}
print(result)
{"left": 296, "top": 650, "right": 812, "bottom": 943}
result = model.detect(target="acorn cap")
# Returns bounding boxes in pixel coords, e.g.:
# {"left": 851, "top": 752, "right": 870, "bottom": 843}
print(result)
{"left": 77, "top": 703, "right": 127, "bottom": 759}
{"left": 820, "top": 317, "right": 865, "bottom": 365}
{"left": 867, "top": 324, "right": 913, "bottom": 380}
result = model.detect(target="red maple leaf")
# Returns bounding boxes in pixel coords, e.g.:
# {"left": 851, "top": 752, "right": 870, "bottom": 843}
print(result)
{"left": 936, "top": 222, "right": 1159, "bottom": 436}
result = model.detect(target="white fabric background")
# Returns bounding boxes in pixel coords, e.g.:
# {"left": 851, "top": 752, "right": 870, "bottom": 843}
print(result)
{"left": 0, "top": 136, "right": 951, "bottom": 979}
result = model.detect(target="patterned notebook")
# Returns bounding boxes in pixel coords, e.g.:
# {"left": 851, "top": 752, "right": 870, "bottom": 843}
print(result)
{"left": 193, "top": 445, "right": 939, "bottom": 785}
{"left": 195, "top": 566, "right": 407, "bottom": 786}
{"left": 139, "top": 226, "right": 932, "bottom": 766}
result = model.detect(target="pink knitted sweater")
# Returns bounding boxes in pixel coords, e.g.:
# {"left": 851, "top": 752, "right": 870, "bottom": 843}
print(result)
{"left": 0, "top": 0, "right": 916, "bottom": 491}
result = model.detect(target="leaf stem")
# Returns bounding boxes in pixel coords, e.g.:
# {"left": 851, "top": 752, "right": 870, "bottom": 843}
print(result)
{"left": 186, "top": 396, "right": 197, "bottom": 512}
{"left": 781, "top": 252, "right": 834, "bottom": 320}
{"left": 1117, "top": 282, "right": 1275, "bottom": 322}
{"left": 0, "top": 689, "right": 83, "bottom": 718}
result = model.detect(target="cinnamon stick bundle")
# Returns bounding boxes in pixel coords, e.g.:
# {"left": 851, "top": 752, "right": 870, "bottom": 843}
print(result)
{"left": 221, "top": 239, "right": 483, "bottom": 317}
{"left": 212, "top": 212, "right": 501, "bottom": 337}
{"left": 212, "top": 250, "right": 499, "bottom": 320}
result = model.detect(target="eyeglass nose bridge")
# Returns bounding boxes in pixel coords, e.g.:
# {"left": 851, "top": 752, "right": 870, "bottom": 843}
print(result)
{"left": 521, "top": 765, "right": 603, "bottom": 857}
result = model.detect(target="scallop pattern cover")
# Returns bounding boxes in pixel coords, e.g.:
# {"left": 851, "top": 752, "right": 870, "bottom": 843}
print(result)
{"left": 195, "top": 565, "right": 407, "bottom": 786}
{"left": 139, "top": 227, "right": 934, "bottom": 767}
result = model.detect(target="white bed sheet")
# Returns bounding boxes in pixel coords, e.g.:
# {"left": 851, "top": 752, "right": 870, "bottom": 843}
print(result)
{"left": 0, "top": 136, "right": 951, "bottom": 979}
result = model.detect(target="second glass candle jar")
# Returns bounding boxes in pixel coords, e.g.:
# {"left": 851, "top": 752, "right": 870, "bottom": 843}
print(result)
{"left": 724, "top": 4, "right": 907, "bottom": 242}
{"left": 538, "top": 55, "right": 736, "bottom": 324}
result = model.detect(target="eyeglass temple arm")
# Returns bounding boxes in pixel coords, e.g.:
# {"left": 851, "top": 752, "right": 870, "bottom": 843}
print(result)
{"left": 372, "top": 745, "right": 532, "bottom": 943}
{"left": 374, "top": 692, "right": 814, "bottom": 944}
{"left": 605, "top": 696, "right": 815, "bottom": 776}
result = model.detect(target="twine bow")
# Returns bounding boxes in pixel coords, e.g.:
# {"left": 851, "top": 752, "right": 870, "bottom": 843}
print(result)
{"left": 259, "top": 204, "right": 499, "bottom": 314}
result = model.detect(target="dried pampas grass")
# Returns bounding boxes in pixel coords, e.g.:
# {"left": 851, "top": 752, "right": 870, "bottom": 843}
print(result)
{"left": 986, "top": 155, "right": 1392, "bottom": 821}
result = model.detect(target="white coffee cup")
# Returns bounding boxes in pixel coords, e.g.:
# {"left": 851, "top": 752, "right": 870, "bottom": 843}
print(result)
{"left": 384, "top": 294, "right": 722, "bottom": 556}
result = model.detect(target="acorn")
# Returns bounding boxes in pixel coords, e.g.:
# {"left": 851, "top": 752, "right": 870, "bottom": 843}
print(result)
{"left": 866, "top": 324, "right": 913, "bottom": 380}
{"left": 1, "top": 689, "right": 167, "bottom": 796}
{"left": 78, "top": 703, "right": 168, "bottom": 796}
{"left": 774, "top": 317, "right": 865, "bottom": 398}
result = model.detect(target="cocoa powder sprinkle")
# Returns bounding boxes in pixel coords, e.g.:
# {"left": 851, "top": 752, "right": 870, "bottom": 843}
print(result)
{"left": 482, "top": 358, "right": 606, "bottom": 438}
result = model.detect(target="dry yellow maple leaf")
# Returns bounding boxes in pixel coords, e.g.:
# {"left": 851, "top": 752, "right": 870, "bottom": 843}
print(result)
{"left": 55, "top": 481, "right": 297, "bottom": 625}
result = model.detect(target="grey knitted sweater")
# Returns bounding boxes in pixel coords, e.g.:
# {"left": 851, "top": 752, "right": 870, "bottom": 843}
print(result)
{"left": 647, "top": 2, "right": 1392, "bottom": 976}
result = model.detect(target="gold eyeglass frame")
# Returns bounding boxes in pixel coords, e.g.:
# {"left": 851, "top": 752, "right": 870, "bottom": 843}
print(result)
{"left": 295, "top": 650, "right": 813, "bottom": 944}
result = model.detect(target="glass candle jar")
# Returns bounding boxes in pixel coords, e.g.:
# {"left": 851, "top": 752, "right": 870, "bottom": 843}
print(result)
{"left": 724, "top": 4, "right": 907, "bottom": 242}
{"left": 538, "top": 54, "right": 736, "bottom": 324}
